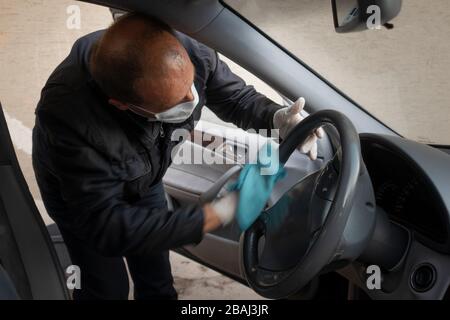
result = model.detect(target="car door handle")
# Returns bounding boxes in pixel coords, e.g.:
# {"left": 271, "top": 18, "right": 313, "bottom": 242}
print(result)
{"left": 198, "top": 164, "right": 242, "bottom": 204}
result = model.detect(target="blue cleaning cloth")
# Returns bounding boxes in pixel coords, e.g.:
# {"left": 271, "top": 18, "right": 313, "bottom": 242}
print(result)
{"left": 228, "top": 142, "right": 286, "bottom": 231}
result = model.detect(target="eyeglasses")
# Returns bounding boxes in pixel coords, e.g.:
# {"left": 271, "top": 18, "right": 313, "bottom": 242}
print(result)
{"left": 128, "top": 103, "right": 158, "bottom": 119}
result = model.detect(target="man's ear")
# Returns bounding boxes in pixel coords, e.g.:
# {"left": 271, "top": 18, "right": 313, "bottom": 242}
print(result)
{"left": 108, "top": 98, "right": 129, "bottom": 111}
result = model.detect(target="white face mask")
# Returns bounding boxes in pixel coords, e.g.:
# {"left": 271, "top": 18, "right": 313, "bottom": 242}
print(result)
{"left": 129, "top": 84, "right": 199, "bottom": 123}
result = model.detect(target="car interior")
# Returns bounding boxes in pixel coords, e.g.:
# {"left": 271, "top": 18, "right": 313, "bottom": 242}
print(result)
{"left": 0, "top": 0, "right": 449, "bottom": 300}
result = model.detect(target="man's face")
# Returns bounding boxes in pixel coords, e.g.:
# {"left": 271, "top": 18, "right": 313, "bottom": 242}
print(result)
{"left": 130, "top": 44, "right": 196, "bottom": 117}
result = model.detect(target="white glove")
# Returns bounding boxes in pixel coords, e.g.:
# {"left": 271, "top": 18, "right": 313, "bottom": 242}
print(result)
{"left": 210, "top": 191, "right": 239, "bottom": 226}
{"left": 273, "top": 97, "right": 324, "bottom": 160}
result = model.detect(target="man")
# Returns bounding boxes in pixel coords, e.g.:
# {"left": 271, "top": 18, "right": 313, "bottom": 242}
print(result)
{"left": 32, "top": 13, "right": 322, "bottom": 300}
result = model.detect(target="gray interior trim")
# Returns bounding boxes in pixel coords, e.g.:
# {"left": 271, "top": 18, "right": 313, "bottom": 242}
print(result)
{"left": 0, "top": 265, "right": 19, "bottom": 300}
{"left": 340, "top": 239, "right": 450, "bottom": 299}
{"left": 184, "top": 233, "right": 243, "bottom": 279}
{"left": 365, "top": 135, "right": 450, "bottom": 216}
{"left": 0, "top": 104, "right": 69, "bottom": 300}
{"left": 361, "top": 133, "right": 450, "bottom": 253}
{"left": 0, "top": 168, "right": 68, "bottom": 300}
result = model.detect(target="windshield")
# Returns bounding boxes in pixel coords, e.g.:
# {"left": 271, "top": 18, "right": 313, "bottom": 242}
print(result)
{"left": 224, "top": 0, "right": 450, "bottom": 145}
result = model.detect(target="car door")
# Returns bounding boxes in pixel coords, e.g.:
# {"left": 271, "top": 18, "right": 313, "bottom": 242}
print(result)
{"left": 0, "top": 102, "right": 69, "bottom": 299}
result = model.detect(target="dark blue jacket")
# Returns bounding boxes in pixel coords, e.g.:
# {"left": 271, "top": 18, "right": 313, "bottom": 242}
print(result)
{"left": 32, "top": 30, "right": 281, "bottom": 257}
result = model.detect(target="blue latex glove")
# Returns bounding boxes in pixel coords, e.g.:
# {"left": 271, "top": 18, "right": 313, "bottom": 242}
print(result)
{"left": 228, "top": 142, "right": 286, "bottom": 231}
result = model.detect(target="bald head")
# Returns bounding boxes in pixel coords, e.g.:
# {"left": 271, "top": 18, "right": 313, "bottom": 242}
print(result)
{"left": 90, "top": 13, "right": 195, "bottom": 113}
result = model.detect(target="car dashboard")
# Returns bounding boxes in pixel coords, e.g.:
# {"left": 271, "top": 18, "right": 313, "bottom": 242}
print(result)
{"left": 340, "top": 133, "right": 450, "bottom": 299}
{"left": 361, "top": 135, "right": 450, "bottom": 251}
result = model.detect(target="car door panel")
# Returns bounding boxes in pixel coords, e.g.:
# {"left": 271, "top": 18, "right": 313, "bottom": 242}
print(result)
{"left": 163, "top": 142, "right": 236, "bottom": 202}
{"left": 0, "top": 103, "right": 69, "bottom": 300}
{"left": 163, "top": 121, "right": 330, "bottom": 279}
{"left": 0, "top": 265, "right": 18, "bottom": 300}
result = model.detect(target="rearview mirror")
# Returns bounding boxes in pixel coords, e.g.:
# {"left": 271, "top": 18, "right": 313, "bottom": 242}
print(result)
{"left": 331, "top": 0, "right": 402, "bottom": 33}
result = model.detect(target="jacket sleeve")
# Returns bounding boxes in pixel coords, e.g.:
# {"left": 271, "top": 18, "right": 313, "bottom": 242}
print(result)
{"left": 204, "top": 50, "right": 283, "bottom": 130}
{"left": 36, "top": 115, "right": 204, "bottom": 257}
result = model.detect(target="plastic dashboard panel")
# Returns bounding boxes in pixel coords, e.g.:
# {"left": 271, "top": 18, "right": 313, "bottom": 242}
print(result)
{"left": 340, "top": 239, "right": 450, "bottom": 299}
{"left": 360, "top": 133, "right": 450, "bottom": 253}
{"left": 338, "top": 133, "right": 450, "bottom": 299}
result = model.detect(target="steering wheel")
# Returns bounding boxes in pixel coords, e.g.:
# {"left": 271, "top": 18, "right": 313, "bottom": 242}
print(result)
{"left": 200, "top": 109, "right": 374, "bottom": 299}
{"left": 241, "top": 109, "right": 365, "bottom": 299}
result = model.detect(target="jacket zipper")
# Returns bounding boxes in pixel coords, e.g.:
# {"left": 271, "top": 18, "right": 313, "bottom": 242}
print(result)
{"left": 159, "top": 123, "right": 165, "bottom": 138}
{"left": 155, "top": 124, "right": 171, "bottom": 183}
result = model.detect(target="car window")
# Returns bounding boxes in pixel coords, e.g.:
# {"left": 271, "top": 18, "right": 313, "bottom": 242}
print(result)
{"left": 224, "top": 0, "right": 450, "bottom": 145}
{"left": 200, "top": 54, "right": 284, "bottom": 128}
